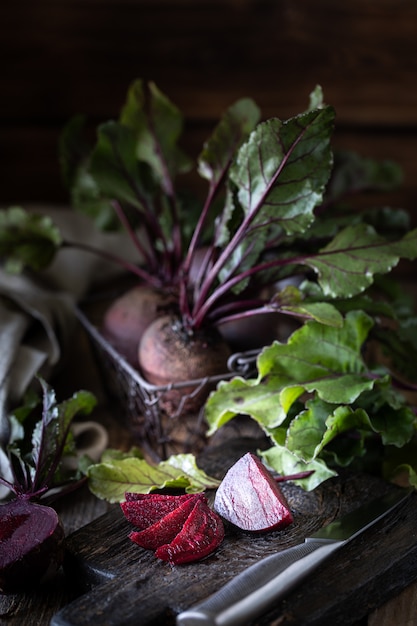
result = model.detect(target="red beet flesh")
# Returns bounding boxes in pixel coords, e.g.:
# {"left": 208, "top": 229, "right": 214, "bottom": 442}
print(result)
{"left": 155, "top": 499, "right": 225, "bottom": 565}
{"left": 129, "top": 494, "right": 205, "bottom": 550}
{"left": 121, "top": 492, "right": 224, "bottom": 564}
{"left": 214, "top": 452, "right": 294, "bottom": 532}
{"left": 121, "top": 493, "right": 197, "bottom": 529}
{"left": 0, "top": 498, "right": 65, "bottom": 593}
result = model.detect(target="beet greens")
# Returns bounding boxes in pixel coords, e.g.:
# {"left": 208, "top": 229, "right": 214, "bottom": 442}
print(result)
{"left": 0, "top": 378, "right": 96, "bottom": 501}
{"left": 2, "top": 81, "right": 416, "bottom": 335}
{"left": 1, "top": 80, "right": 417, "bottom": 489}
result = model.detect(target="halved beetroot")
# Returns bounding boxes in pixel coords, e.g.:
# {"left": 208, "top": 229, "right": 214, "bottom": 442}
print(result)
{"left": 155, "top": 499, "right": 225, "bottom": 565}
{"left": 129, "top": 494, "right": 206, "bottom": 550}
{"left": 121, "top": 493, "right": 198, "bottom": 529}
{"left": 214, "top": 452, "right": 293, "bottom": 532}
{"left": 0, "top": 498, "right": 65, "bottom": 593}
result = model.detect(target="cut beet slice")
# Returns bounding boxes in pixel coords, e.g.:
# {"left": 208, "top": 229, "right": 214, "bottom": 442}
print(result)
{"left": 213, "top": 452, "right": 293, "bottom": 532}
{"left": 129, "top": 494, "right": 206, "bottom": 550}
{"left": 0, "top": 498, "right": 65, "bottom": 593}
{"left": 155, "top": 499, "right": 225, "bottom": 565}
{"left": 124, "top": 492, "right": 195, "bottom": 503}
{"left": 121, "top": 493, "right": 197, "bottom": 529}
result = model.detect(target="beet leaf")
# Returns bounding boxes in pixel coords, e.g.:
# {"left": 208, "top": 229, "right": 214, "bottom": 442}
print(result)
{"left": 206, "top": 310, "right": 417, "bottom": 490}
{"left": 1, "top": 80, "right": 416, "bottom": 491}
{"left": 0, "top": 378, "right": 96, "bottom": 501}
{"left": 86, "top": 450, "right": 220, "bottom": 503}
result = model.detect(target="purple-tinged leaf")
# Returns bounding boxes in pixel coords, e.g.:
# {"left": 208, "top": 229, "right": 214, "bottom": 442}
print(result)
{"left": 304, "top": 224, "right": 417, "bottom": 298}
{"left": 198, "top": 98, "right": 260, "bottom": 189}
{"left": 216, "top": 106, "right": 335, "bottom": 288}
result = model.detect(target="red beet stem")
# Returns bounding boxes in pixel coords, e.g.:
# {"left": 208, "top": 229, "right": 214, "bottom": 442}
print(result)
{"left": 274, "top": 470, "right": 315, "bottom": 482}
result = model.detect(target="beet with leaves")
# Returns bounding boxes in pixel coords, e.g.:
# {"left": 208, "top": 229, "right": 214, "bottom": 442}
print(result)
{"left": 1, "top": 80, "right": 416, "bottom": 482}
{"left": 0, "top": 378, "right": 96, "bottom": 593}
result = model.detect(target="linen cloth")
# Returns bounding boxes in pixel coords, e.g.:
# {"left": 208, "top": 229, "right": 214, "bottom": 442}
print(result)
{"left": 0, "top": 207, "right": 139, "bottom": 497}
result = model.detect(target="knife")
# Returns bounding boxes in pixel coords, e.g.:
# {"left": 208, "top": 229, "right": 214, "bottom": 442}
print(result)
{"left": 176, "top": 487, "right": 412, "bottom": 626}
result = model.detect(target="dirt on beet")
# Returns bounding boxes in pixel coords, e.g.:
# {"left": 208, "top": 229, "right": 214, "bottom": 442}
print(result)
{"left": 138, "top": 314, "right": 232, "bottom": 415}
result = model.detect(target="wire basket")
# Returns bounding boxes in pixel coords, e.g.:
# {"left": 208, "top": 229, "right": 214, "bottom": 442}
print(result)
{"left": 75, "top": 303, "right": 260, "bottom": 462}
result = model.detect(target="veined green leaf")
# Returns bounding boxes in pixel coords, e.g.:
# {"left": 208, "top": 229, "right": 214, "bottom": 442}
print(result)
{"left": 230, "top": 105, "right": 335, "bottom": 234}
{"left": 305, "top": 224, "right": 417, "bottom": 298}
{"left": 286, "top": 399, "right": 373, "bottom": 462}
{"left": 120, "top": 79, "right": 192, "bottom": 189}
{"left": 257, "top": 310, "right": 374, "bottom": 388}
{"left": 89, "top": 121, "right": 153, "bottom": 211}
{"left": 370, "top": 406, "right": 416, "bottom": 447}
{"left": 282, "top": 301, "right": 344, "bottom": 327}
{"left": 216, "top": 105, "right": 334, "bottom": 287}
{"left": 87, "top": 454, "right": 220, "bottom": 503}
{"left": 205, "top": 374, "right": 296, "bottom": 435}
{"left": 206, "top": 310, "right": 375, "bottom": 434}
{"left": 260, "top": 443, "right": 337, "bottom": 490}
{"left": 161, "top": 454, "right": 221, "bottom": 491}
{"left": 270, "top": 286, "right": 343, "bottom": 326}
{"left": 198, "top": 98, "right": 260, "bottom": 187}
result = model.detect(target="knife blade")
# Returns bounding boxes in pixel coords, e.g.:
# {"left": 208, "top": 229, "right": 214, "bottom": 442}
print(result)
{"left": 176, "top": 487, "right": 412, "bottom": 626}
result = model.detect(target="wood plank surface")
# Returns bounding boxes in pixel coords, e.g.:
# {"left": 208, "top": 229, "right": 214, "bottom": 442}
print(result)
{"left": 47, "top": 443, "right": 417, "bottom": 626}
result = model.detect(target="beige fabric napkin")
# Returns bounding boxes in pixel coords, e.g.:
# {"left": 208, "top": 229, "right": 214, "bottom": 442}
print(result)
{"left": 0, "top": 207, "right": 140, "bottom": 497}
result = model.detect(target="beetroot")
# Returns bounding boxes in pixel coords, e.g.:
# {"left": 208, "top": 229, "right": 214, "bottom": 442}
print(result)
{"left": 129, "top": 494, "right": 205, "bottom": 550}
{"left": 155, "top": 499, "right": 225, "bottom": 565}
{"left": 122, "top": 492, "right": 224, "bottom": 564}
{"left": 102, "top": 285, "right": 174, "bottom": 365}
{"left": 121, "top": 493, "right": 199, "bottom": 529}
{"left": 138, "top": 314, "right": 231, "bottom": 414}
{"left": 214, "top": 452, "right": 293, "bottom": 532}
{"left": 0, "top": 498, "right": 65, "bottom": 593}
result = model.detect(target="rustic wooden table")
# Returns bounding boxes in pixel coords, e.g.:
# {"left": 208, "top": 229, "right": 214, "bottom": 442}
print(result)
{"left": 1, "top": 317, "right": 416, "bottom": 626}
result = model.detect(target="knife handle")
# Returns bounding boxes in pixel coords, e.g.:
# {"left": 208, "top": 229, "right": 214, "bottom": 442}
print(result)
{"left": 176, "top": 539, "right": 342, "bottom": 626}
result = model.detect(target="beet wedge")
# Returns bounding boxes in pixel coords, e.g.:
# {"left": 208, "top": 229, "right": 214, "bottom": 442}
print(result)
{"left": 0, "top": 498, "right": 65, "bottom": 593}
{"left": 129, "top": 494, "right": 205, "bottom": 550}
{"left": 214, "top": 452, "right": 293, "bottom": 532}
{"left": 121, "top": 493, "right": 198, "bottom": 529}
{"left": 155, "top": 499, "right": 225, "bottom": 565}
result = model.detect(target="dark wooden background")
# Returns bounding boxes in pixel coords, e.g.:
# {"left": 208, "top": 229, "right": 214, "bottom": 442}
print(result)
{"left": 1, "top": 0, "right": 417, "bottom": 274}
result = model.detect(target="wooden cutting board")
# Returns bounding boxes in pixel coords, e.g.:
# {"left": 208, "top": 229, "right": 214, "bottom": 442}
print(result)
{"left": 51, "top": 438, "right": 417, "bottom": 626}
